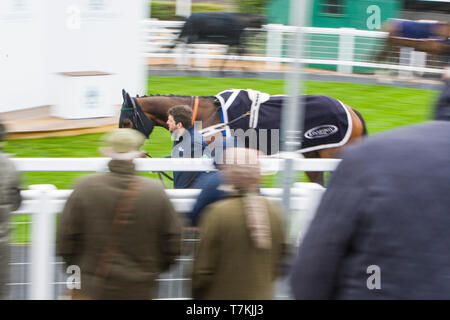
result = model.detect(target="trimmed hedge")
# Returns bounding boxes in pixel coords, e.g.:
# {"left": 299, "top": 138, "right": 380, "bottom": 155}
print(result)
{"left": 232, "top": 0, "right": 268, "bottom": 15}
{"left": 150, "top": 1, "right": 227, "bottom": 20}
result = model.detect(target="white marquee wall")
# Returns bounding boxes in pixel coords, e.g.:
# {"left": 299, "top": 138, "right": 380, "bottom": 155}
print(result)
{"left": 0, "top": 0, "right": 147, "bottom": 113}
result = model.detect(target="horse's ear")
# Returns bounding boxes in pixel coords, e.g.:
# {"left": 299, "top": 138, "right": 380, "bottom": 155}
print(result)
{"left": 122, "top": 89, "right": 134, "bottom": 109}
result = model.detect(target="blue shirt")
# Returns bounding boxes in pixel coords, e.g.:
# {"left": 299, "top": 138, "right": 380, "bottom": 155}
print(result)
{"left": 172, "top": 126, "right": 211, "bottom": 189}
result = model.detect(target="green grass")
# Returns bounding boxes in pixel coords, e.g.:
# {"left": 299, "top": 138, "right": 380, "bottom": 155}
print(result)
{"left": 5, "top": 76, "right": 439, "bottom": 242}
{"left": 6, "top": 76, "right": 439, "bottom": 189}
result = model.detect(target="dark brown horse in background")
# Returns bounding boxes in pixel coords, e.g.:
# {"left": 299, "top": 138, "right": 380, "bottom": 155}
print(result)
{"left": 374, "top": 19, "right": 450, "bottom": 66}
{"left": 167, "top": 12, "right": 265, "bottom": 70}
{"left": 119, "top": 89, "right": 367, "bottom": 185}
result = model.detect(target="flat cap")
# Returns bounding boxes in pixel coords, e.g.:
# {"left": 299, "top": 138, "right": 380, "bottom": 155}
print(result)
{"left": 102, "top": 128, "right": 146, "bottom": 153}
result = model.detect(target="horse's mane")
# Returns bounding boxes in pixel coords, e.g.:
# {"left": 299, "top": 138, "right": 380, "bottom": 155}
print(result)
{"left": 139, "top": 93, "right": 217, "bottom": 99}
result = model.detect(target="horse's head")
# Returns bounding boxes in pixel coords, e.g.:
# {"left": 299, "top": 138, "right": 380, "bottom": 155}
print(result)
{"left": 119, "top": 89, "right": 154, "bottom": 138}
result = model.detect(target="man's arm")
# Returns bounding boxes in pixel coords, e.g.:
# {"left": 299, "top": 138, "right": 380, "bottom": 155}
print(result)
{"left": 189, "top": 172, "right": 226, "bottom": 226}
{"left": 4, "top": 158, "right": 22, "bottom": 212}
{"left": 56, "top": 186, "right": 85, "bottom": 267}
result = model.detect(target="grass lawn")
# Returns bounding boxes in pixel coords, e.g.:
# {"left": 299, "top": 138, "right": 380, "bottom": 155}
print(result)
{"left": 5, "top": 76, "right": 439, "bottom": 242}
{"left": 6, "top": 76, "right": 438, "bottom": 189}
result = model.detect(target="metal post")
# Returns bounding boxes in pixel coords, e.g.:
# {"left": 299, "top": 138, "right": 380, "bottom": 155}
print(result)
{"left": 266, "top": 24, "right": 283, "bottom": 70}
{"left": 338, "top": 28, "right": 355, "bottom": 74}
{"left": 29, "top": 184, "right": 57, "bottom": 300}
{"left": 176, "top": 0, "right": 191, "bottom": 18}
{"left": 399, "top": 47, "right": 413, "bottom": 79}
{"left": 279, "top": 0, "right": 310, "bottom": 235}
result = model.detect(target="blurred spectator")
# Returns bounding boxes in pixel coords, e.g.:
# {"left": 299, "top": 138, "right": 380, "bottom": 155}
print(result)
{"left": 434, "top": 71, "right": 450, "bottom": 121}
{"left": 167, "top": 105, "right": 212, "bottom": 189}
{"left": 192, "top": 148, "right": 287, "bottom": 299}
{"left": 0, "top": 122, "right": 22, "bottom": 300}
{"left": 56, "top": 128, "right": 182, "bottom": 300}
{"left": 290, "top": 121, "right": 450, "bottom": 299}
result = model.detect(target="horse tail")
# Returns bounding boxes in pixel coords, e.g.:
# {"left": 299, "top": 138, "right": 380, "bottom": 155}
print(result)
{"left": 351, "top": 107, "right": 368, "bottom": 136}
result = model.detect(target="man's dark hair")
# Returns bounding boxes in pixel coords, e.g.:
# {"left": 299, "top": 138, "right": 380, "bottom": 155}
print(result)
{"left": 168, "top": 105, "right": 193, "bottom": 129}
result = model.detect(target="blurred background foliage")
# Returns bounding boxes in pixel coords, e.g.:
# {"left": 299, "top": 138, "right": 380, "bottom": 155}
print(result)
{"left": 150, "top": 1, "right": 227, "bottom": 20}
{"left": 150, "top": 0, "right": 268, "bottom": 20}
{"left": 231, "top": 0, "right": 269, "bottom": 14}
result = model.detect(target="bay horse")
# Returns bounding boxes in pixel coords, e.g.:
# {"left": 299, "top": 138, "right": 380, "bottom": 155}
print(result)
{"left": 119, "top": 89, "right": 367, "bottom": 185}
{"left": 374, "top": 19, "right": 450, "bottom": 65}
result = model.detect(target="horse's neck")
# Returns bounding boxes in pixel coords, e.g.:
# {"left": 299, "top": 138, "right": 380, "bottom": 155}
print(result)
{"left": 137, "top": 96, "right": 219, "bottom": 129}
{"left": 138, "top": 96, "right": 191, "bottom": 127}
{"left": 196, "top": 98, "right": 220, "bottom": 128}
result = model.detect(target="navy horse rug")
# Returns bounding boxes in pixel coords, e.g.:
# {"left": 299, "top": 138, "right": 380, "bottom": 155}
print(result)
{"left": 207, "top": 89, "right": 352, "bottom": 154}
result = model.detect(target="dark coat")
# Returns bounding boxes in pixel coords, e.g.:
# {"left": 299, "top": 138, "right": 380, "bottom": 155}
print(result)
{"left": 434, "top": 79, "right": 450, "bottom": 121}
{"left": 56, "top": 160, "right": 183, "bottom": 300}
{"left": 0, "top": 153, "right": 22, "bottom": 299}
{"left": 192, "top": 194, "right": 287, "bottom": 300}
{"left": 290, "top": 121, "right": 450, "bottom": 299}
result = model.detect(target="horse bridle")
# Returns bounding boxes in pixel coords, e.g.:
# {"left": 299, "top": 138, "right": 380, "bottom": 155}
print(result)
{"left": 122, "top": 97, "right": 174, "bottom": 185}
{"left": 123, "top": 95, "right": 223, "bottom": 187}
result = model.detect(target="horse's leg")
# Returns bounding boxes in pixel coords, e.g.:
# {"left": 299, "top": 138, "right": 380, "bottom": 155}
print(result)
{"left": 236, "top": 43, "right": 246, "bottom": 71}
{"left": 219, "top": 45, "right": 232, "bottom": 71}
{"left": 303, "top": 151, "right": 324, "bottom": 185}
{"left": 304, "top": 105, "right": 366, "bottom": 185}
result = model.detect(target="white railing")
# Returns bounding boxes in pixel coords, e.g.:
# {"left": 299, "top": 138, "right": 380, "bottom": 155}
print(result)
{"left": 9, "top": 157, "right": 334, "bottom": 300}
{"left": 141, "top": 19, "right": 446, "bottom": 76}
{"left": 11, "top": 157, "right": 341, "bottom": 172}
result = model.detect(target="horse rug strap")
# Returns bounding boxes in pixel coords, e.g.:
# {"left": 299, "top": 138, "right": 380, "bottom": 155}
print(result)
{"left": 247, "top": 89, "right": 270, "bottom": 128}
{"left": 215, "top": 89, "right": 352, "bottom": 153}
{"left": 191, "top": 96, "right": 200, "bottom": 126}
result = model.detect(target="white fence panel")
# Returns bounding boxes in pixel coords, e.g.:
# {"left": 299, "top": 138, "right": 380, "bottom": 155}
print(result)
{"left": 8, "top": 157, "right": 334, "bottom": 300}
{"left": 11, "top": 157, "right": 341, "bottom": 173}
{"left": 141, "top": 19, "right": 445, "bottom": 76}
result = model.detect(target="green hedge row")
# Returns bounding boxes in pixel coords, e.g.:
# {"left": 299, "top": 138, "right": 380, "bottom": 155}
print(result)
{"left": 150, "top": 1, "right": 227, "bottom": 20}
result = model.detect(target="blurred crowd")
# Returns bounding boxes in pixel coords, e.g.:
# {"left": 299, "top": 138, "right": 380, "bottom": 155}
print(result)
{"left": 0, "top": 18, "right": 450, "bottom": 300}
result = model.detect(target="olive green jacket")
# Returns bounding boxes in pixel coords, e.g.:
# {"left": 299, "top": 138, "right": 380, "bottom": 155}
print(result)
{"left": 0, "top": 153, "right": 22, "bottom": 299}
{"left": 56, "top": 160, "right": 182, "bottom": 299}
{"left": 192, "top": 194, "right": 287, "bottom": 300}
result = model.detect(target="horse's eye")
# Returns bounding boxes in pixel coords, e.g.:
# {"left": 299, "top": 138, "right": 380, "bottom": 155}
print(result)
{"left": 122, "top": 119, "right": 133, "bottom": 128}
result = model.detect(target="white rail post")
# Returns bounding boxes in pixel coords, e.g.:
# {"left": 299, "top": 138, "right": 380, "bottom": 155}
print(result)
{"left": 411, "top": 50, "right": 426, "bottom": 77}
{"left": 175, "top": 43, "right": 190, "bottom": 67}
{"left": 176, "top": 0, "right": 191, "bottom": 18}
{"left": 399, "top": 47, "right": 414, "bottom": 79}
{"left": 338, "top": 28, "right": 355, "bottom": 74}
{"left": 29, "top": 184, "right": 57, "bottom": 300}
{"left": 265, "top": 24, "right": 283, "bottom": 70}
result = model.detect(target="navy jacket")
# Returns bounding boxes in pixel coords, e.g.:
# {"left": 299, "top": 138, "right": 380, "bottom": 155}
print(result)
{"left": 290, "top": 121, "right": 450, "bottom": 299}
{"left": 172, "top": 126, "right": 211, "bottom": 189}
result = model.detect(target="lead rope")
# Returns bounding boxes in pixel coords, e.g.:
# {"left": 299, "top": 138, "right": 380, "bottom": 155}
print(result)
{"left": 144, "top": 152, "right": 173, "bottom": 189}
